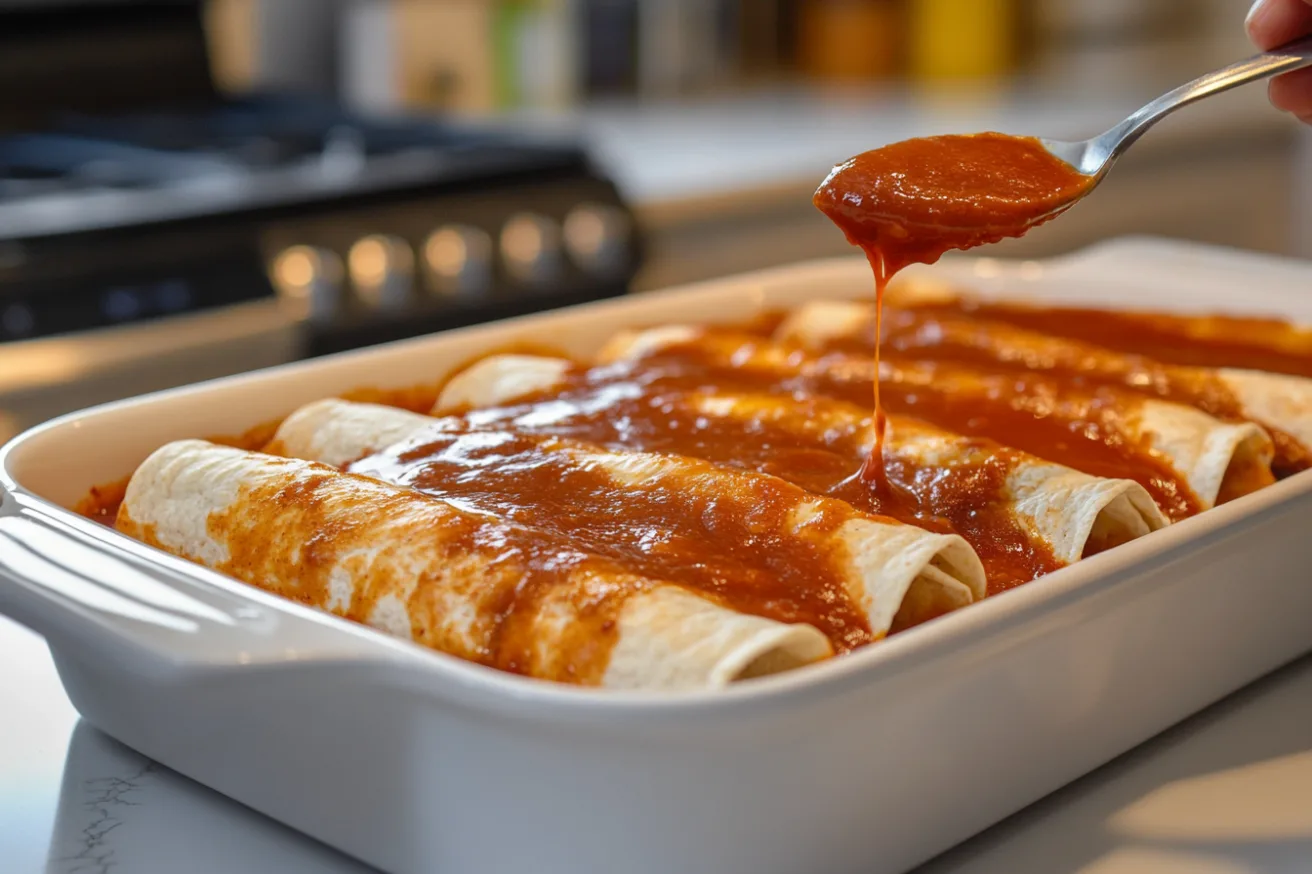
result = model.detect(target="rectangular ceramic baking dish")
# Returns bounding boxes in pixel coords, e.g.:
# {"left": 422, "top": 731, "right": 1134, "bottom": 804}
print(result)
{"left": 2, "top": 237, "right": 1311, "bottom": 874}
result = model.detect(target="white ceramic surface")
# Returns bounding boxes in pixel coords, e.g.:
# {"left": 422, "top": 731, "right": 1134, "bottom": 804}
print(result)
{"left": 1, "top": 238, "right": 1311, "bottom": 874}
{"left": 5, "top": 612, "right": 1310, "bottom": 874}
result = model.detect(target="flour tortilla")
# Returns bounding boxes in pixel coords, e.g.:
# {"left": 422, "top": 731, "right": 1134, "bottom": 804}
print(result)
{"left": 774, "top": 300, "right": 872, "bottom": 350}
{"left": 778, "top": 299, "right": 1302, "bottom": 478}
{"left": 438, "top": 354, "right": 574, "bottom": 412}
{"left": 600, "top": 326, "right": 1273, "bottom": 511}
{"left": 117, "top": 440, "right": 833, "bottom": 690}
{"left": 689, "top": 392, "right": 1167, "bottom": 562}
{"left": 436, "top": 354, "right": 576, "bottom": 413}
{"left": 1214, "top": 367, "right": 1312, "bottom": 456}
{"left": 428, "top": 356, "right": 1165, "bottom": 563}
{"left": 274, "top": 400, "right": 989, "bottom": 637}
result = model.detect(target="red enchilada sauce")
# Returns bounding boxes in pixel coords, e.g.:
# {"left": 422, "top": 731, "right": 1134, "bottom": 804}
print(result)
{"left": 813, "top": 133, "right": 1094, "bottom": 483}
{"left": 349, "top": 428, "right": 878, "bottom": 651}
{"left": 924, "top": 299, "right": 1312, "bottom": 380}
{"left": 814, "top": 305, "right": 1301, "bottom": 480}
{"left": 174, "top": 468, "right": 690, "bottom": 683}
{"left": 614, "top": 332, "right": 1207, "bottom": 521}
{"left": 438, "top": 363, "right": 1063, "bottom": 592}
{"left": 78, "top": 360, "right": 1062, "bottom": 598}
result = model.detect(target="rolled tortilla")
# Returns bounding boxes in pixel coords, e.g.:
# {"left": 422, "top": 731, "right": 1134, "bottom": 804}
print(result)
{"left": 437, "top": 354, "right": 575, "bottom": 412}
{"left": 437, "top": 354, "right": 582, "bottom": 414}
{"left": 777, "top": 300, "right": 1307, "bottom": 476}
{"left": 1212, "top": 368, "right": 1312, "bottom": 474}
{"left": 883, "top": 282, "right": 1312, "bottom": 377}
{"left": 598, "top": 326, "right": 1275, "bottom": 518}
{"left": 273, "top": 403, "right": 988, "bottom": 641}
{"left": 687, "top": 392, "right": 1167, "bottom": 563}
{"left": 271, "top": 398, "right": 437, "bottom": 469}
{"left": 116, "top": 439, "right": 833, "bottom": 690}
{"left": 430, "top": 356, "right": 1165, "bottom": 566}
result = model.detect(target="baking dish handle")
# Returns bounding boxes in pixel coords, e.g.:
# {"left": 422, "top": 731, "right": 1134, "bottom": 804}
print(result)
{"left": 0, "top": 486, "right": 404, "bottom": 674}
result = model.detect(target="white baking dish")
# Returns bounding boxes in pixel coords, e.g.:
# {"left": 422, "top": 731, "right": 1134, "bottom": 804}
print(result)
{"left": 2, "top": 237, "right": 1311, "bottom": 874}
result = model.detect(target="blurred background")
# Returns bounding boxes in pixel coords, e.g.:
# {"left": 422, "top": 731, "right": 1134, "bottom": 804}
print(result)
{"left": 1, "top": 0, "right": 1309, "bottom": 441}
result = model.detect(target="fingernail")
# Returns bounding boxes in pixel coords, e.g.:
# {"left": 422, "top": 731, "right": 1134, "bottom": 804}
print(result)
{"left": 1247, "top": 0, "right": 1270, "bottom": 30}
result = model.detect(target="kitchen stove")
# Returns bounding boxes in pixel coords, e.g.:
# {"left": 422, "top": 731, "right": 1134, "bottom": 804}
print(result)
{"left": 0, "top": 1, "right": 640, "bottom": 438}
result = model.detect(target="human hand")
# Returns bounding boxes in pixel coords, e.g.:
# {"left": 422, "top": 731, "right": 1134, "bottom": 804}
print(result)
{"left": 1247, "top": 0, "right": 1312, "bottom": 121}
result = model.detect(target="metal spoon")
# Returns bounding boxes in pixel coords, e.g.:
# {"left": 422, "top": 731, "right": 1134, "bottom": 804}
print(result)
{"left": 1041, "top": 34, "right": 1312, "bottom": 181}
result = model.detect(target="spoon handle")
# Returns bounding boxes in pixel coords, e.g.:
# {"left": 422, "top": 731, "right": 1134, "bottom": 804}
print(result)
{"left": 1099, "top": 33, "right": 1312, "bottom": 163}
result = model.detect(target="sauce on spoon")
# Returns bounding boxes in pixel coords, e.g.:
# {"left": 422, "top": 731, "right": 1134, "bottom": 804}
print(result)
{"left": 813, "top": 132, "right": 1094, "bottom": 484}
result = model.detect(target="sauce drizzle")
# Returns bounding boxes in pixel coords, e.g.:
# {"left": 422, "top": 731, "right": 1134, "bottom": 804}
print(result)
{"left": 814, "top": 132, "right": 1094, "bottom": 483}
{"left": 445, "top": 361, "right": 1064, "bottom": 591}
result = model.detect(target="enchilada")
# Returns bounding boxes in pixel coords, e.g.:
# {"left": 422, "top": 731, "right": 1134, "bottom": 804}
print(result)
{"left": 90, "top": 288, "right": 1296, "bottom": 689}
{"left": 599, "top": 326, "right": 1275, "bottom": 520}
{"left": 427, "top": 355, "right": 1165, "bottom": 590}
{"left": 117, "top": 440, "right": 836, "bottom": 689}
{"left": 776, "top": 299, "right": 1312, "bottom": 477}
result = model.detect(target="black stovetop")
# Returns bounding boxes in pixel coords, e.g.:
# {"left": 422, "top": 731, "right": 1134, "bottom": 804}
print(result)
{"left": 0, "top": 94, "right": 569, "bottom": 196}
{"left": 0, "top": 1, "right": 637, "bottom": 354}
{"left": 0, "top": 2, "right": 587, "bottom": 241}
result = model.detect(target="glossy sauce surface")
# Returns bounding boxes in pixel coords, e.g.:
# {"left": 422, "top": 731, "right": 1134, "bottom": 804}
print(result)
{"left": 120, "top": 462, "right": 667, "bottom": 684}
{"left": 814, "top": 133, "right": 1094, "bottom": 485}
{"left": 78, "top": 326, "right": 1204, "bottom": 599}
{"left": 79, "top": 304, "right": 1295, "bottom": 648}
{"left": 818, "top": 305, "right": 1301, "bottom": 478}
{"left": 927, "top": 299, "right": 1312, "bottom": 378}
{"left": 813, "top": 134, "right": 1093, "bottom": 276}
{"left": 625, "top": 332, "right": 1205, "bottom": 521}
{"left": 440, "top": 362, "right": 1061, "bottom": 592}
{"left": 349, "top": 425, "right": 877, "bottom": 650}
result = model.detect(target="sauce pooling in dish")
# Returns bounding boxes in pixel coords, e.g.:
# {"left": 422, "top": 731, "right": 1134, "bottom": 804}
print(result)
{"left": 814, "top": 133, "right": 1094, "bottom": 483}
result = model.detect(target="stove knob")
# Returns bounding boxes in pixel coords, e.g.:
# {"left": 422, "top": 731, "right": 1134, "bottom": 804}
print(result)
{"left": 500, "top": 212, "right": 562, "bottom": 286}
{"left": 564, "top": 203, "right": 632, "bottom": 277}
{"left": 348, "top": 235, "right": 414, "bottom": 312}
{"left": 424, "top": 224, "right": 492, "bottom": 297}
{"left": 270, "top": 245, "right": 343, "bottom": 324}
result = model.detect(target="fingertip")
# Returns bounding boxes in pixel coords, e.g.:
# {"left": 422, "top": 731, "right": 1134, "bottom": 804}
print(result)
{"left": 1246, "top": 0, "right": 1271, "bottom": 42}
{"left": 1268, "top": 67, "right": 1312, "bottom": 116}
{"left": 1246, "top": 0, "right": 1312, "bottom": 50}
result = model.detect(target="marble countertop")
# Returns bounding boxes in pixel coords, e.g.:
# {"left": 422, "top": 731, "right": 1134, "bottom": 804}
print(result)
{"left": 3, "top": 613, "right": 1310, "bottom": 873}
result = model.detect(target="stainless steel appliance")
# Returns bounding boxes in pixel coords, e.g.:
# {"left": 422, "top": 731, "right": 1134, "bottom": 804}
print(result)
{"left": 0, "top": 0, "right": 641, "bottom": 441}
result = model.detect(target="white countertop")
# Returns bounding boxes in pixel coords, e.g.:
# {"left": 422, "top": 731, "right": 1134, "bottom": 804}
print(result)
{"left": 2, "top": 612, "right": 1309, "bottom": 873}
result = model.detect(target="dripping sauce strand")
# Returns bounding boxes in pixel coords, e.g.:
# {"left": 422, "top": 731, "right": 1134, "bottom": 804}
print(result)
{"left": 445, "top": 360, "right": 1061, "bottom": 592}
{"left": 812, "top": 132, "right": 1095, "bottom": 487}
{"left": 858, "top": 246, "right": 889, "bottom": 488}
